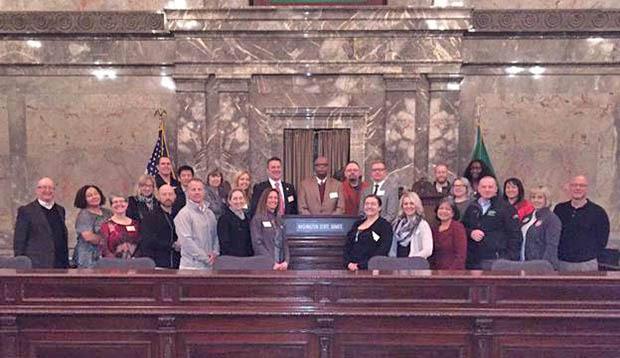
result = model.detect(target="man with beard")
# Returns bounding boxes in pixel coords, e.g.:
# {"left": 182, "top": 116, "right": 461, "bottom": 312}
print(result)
{"left": 298, "top": 156, "right": 345, "bottom": 215}
{"left": 341, "top": 161, "right": 370, "bottom": 216}
{"left": 140, "top": 184, "right": 181, "bottom": 268}
{"left": 432, "top": 164, "right": 451, "bottom": 196}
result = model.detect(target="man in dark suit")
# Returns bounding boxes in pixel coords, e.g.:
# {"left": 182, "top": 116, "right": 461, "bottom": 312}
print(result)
{"left": 13, "top": 177, "right": 69, "bottom": 268}
{"left": 173, "top": 164, "right": 194, "bottom": 214}
{"left": 249, "top": 156, "right": 298, "bottom": 218}
{"left": 154, "top": 156, "right": 179, "bottom": 189}
{"left": 140, "top": 184, "right": 181, "bottom": 269}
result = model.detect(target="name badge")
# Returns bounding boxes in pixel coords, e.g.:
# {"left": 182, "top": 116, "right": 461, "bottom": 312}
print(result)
{"left": 287, "top": 195, "right": 295, "bottom": 203}
{"left": 262, "top": 221, "right": 272, "bottom": 228}
{"left": 376, "top": 190, "right": 385, "bottom": 196}
{"left": 126, "top": 225, "right": 136, "bottom": 232}
{"left": 329, "top": 192, "right": 338, "bottom": 199}
{"left": 372, "top": 231, "right": 380, "bottom": 242}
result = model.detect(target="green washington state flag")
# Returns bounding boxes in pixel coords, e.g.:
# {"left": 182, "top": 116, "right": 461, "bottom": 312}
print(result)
{"left": 472, "top": 125, "right": 496, "bottom": 177}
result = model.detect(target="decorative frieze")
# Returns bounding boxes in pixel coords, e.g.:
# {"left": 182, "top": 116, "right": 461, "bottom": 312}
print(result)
{"left": 0, "top": 12, "right": 165, "bottom": 34}
{"left": 473, "top": 10, "right": 620, "bottom": 33}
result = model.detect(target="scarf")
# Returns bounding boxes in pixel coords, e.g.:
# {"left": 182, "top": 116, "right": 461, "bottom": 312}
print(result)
{"left": 137, "top": 194, "right": 154, "bottom": 211}
{"left": 392, "top": 215, "right": 423, "bottom": 249}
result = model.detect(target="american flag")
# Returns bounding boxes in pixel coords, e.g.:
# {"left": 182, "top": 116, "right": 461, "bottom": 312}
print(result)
{"left": 146, "top": 120, "right": 172, "bottom": 177}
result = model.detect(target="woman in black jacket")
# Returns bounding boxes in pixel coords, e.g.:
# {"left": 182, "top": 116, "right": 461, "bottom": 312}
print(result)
{"left": 218, "top": 189, "right": 253, "bottom": 257}
{"left": 344, "top": 194, "right": 393, "bottom": 271}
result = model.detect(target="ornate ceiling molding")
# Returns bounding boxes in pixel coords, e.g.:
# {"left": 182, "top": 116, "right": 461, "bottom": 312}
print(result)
{"left": 0, "top": 12, "right": 166, "bottom": 34}
{"left": 473, "top": 10, "right": 620, "bottom": 33}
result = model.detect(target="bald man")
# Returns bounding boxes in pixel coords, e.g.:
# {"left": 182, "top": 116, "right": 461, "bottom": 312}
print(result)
{"left": 140, "top": 184, "right": 181, "bottom": 268}
{"left": 298, "top": 156, "right": 345, "bottom": 215}
{"left": 461, "top": 176, "right": 521, "bottom": 269}
{"left": 13, "top": 177, "right": 69, "bottom": 268}
{"left": 554, "top": 175, "right": 609, "bottom": 272}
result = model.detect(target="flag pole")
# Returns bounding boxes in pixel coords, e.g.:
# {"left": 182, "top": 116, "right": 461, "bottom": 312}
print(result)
{"left": 153, "top": 108, "right": 175, "bottom": 179}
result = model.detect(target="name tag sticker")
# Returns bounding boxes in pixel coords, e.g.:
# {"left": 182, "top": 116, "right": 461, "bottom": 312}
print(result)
{"left": 377, "top": 190, "right": 385, "bottom": 196}
{"left": 329, "top": 192, "right": 338, "bottom": 199}
{"left": 262, "top": 221, "right": 272, "bottom": 228}
{"left": 126, "top": 225, "right": 136, "bottom": 232}
{"left": 287, "top": 195, "right": 295, "bottom": 203}
{"left": 372, "top": 231, "right": 380, "bottom": 242}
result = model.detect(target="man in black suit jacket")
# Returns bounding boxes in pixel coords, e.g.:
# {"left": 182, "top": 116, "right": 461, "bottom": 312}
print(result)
{"left": 249, "top": 156, "right": 298, "bottom": 218}
{"left": 172, "top": 164, "right": 194, "bottom": 215}
{"left": 13, "top": 177, "right": 69, "bottom": 268}
{"left": 140, "top": 184, "right": 181, "bottom": 269}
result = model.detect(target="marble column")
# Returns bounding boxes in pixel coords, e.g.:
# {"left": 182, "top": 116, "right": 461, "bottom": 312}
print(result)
{"left": 5, "top": 86, "right": 28, "bottom": 254}
{"left": 384, "top": 75, "right": 419, "bottom": 188}
{"left": 428, "top": 74, "right": 463, "bottom": 175}
{"left": 175, "top": 78, "right": 208, "bottom": 178}
{"left": 211, "top": 76, "right": 251, "bottom": 182}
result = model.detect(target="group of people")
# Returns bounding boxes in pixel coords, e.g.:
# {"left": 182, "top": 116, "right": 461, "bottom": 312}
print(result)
{"left": 12, "top": 155, "right": 610, "bottom": 273}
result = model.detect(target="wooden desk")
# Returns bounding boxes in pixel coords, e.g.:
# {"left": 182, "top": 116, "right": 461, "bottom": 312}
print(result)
{"left": 1, "top": 269, "right": 620, "bottom": 357}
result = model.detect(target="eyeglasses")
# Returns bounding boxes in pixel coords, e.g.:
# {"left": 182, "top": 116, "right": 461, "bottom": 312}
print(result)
{"left": 371, "top": 168, "right": 386, "bottom": 172}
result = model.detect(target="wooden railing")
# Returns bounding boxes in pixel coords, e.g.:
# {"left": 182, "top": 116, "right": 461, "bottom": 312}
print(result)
{"left": 1, "top": 269, "right": 620, "bottom": 357}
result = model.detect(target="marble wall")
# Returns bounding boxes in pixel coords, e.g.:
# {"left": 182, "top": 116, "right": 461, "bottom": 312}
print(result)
{"left": 1, "top": 2, "right": 620, "bottom": 255}
{"left": 0, "top": 76, "right": 176, "bottom": 252}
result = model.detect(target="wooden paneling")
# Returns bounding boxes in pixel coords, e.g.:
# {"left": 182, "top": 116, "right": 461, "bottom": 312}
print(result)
{"left": 1, "top": 269, "right": 620, "bottom": 357}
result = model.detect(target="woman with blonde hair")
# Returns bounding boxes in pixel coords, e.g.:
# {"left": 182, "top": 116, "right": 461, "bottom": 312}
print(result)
{"left": 521, "top": 185, "right": 561, "bottom": 269}
{"left": 127, "top": 174, "right": 158, "bottom": 222}
{"left": 449, "top": 177, "right": 473, "bottom": 220}
{"left": 389, "top": 191, "right": 433, "bottom": 258}
{"left": 233, "top": 170, "right": 252, "bottom": 205}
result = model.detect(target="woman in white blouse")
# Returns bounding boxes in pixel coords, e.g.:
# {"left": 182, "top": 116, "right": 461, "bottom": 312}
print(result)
{"left": 389, "top": 191, "right": 433, "bottom": 258}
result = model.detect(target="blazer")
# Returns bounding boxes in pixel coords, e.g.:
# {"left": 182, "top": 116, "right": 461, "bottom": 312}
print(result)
{"left": 249, "top": 180, "right": 298, "bottom": 218}
{"left": 523, "top": 207, "right": 561, "bottom": 270}
{"left": 140, "top": 204, "right": 180, "bottom": 269}
{"left": 13, "top": 200, "right": 69, "bottom": 268}
{"left": 358, "top": 178, "right": 399, "bottom": 222}
{"left": 250, "top": 211, "right": 290, "bottom": 263}
{"left": 298, "top": 177, "right": 345, "bottom": 215}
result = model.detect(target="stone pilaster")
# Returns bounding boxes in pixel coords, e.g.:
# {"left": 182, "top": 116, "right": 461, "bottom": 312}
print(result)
{"left": 428, "top": 74, "right": 463, "bottom": 176}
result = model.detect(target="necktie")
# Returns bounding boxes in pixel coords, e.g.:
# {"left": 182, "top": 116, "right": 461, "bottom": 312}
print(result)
{"left": 373, "top": 184, "right": 379, "bottom": 195}
{"left": 318, "top": 180, "right": 326, "bottom": 204}
{"left": 275, "top": 182, "right": 285, "bottom": 216}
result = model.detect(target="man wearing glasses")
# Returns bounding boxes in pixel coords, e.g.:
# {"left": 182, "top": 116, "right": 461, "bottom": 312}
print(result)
{"left": 14, "top": 177, "right": 69, "bottom": 268}
{"left": 358, "top": 160, "right": 398, "bottom": 222}
{"left": 554, "top": 175, "right": 609, "bottom": 272}
{"left": 298, "top": 156, "right": 345, "bottom": 215}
